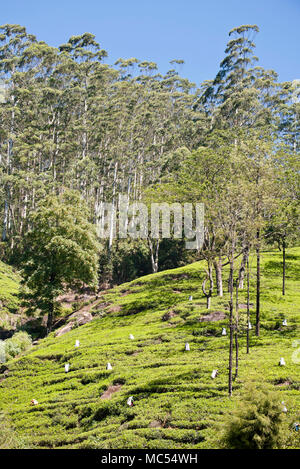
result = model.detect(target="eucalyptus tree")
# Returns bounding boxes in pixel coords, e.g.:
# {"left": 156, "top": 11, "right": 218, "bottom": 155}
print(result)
{"left": 279, "top": 79, "right": 300, "bottom": 153}
{"left": 0, "top": 24, "right": 37, "bottom": 243}
{"left": 58, "top": 34, "right": 107, "bottom": 194}
{"left": 265, "top": 144, "right": 300, "bottom": 295}
{"left": 199, "top": 25, "right": 259, "bottom": 131}
{"left": 0, "top": 22, "right": 297, "bottom": 295}
{"left": 202, "top": 25, "right": 290, "bottom": 338}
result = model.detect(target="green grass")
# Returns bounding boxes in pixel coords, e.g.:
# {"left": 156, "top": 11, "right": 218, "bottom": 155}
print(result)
{"left": 0, "top": 248, "right": 299, "bottom": 449}
{"left": 0, "top": 260, "right": 21, "bottom": 330}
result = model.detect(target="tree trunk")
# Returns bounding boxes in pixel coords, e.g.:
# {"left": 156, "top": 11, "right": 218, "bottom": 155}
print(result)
{"left": 214, "top": 257, "right": 223, "bottom": 297}
{"left": 255, "top": 229, "right": 260, "bottom": 337}
{"left": 228, "top": 258, "right": 234, "bottom": 397}
{"left": 238, "top": 245, "right": 249, "bottom": 289}
{"left": 109, "top": 162, "right": 118, "bottom": 250}
{"left": 227, "top": 267, "right": 232, "bottom": 293}
{"left": 202, "top": 261, "right": 214, "bottom": 309}
{"left": 246, "top": 258, "right": 250, "bottom": 354}
{"left": 234, "top": 280, "right": 239, "bottom": 380}
{"left": 2, "top": 198, "right": 8, "bottom": 241}
{"left": 282, "top": 238, "right": 286, "bottom": 296}
{"left": 46, "top": 303, "right": 54, "bottom": 335}
{"left": 148, "top": 238, "right": 160, "bottom": 273}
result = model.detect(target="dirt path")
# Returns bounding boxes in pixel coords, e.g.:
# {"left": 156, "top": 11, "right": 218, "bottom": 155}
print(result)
{"left": 100, "top": 384, "right": 123, "bottom": 400}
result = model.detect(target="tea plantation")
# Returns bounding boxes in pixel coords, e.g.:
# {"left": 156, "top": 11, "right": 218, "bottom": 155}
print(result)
{"left": 0, "top": 260, "right": 21, "bottom": 332}
{"left": 0, "top": 248, "right": 299, "bottom": 448}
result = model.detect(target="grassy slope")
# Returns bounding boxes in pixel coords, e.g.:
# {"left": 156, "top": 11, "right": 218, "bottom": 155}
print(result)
{"left": 0, "top": 260, "right": 20, "bottom": 329}
{"left": 0, "top": 248, "right": 299, "bottom": 449}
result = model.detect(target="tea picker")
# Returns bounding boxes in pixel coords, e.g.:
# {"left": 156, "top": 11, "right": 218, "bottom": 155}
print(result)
{"left": 75, "top": 340, "right": 80, "bottom": 347}
{"left": 222, "top": 328, "right": 227, "bottom": 336}
{"left": 129, "top": 334, "right": 134, "bottom": 340}
{"left": 65, "top": 363, "right": 70, "bottom": 373}
{"left": 211, "top": 369, "right": 218, "bottom": 379}
{"left": 282, "top": 401, "right": 288, "bottom": 413}
{"left": 279, "top": 357, "right": 286, "bottom": 366}
{"left": 106, "top": 362, "right": 112, "bottom": 370}
{"left": 185, "top": 342, "right": 190, "bottom": 351}
{"left": 127, "top": 396, "right": 134, "bottom": 407}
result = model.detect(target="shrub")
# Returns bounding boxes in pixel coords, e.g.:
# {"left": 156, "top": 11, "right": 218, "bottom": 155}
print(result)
{"left": 0, "top": 413, "right": 29, "bottom": 449}
{"left": 4, "top": 331, "right": 32, "bottom": 360}
{"left": 4, "top": 340, "right": 21, "bottom": 359}
{"left": 222, "top": 385, "right": 285, "bottom": 449}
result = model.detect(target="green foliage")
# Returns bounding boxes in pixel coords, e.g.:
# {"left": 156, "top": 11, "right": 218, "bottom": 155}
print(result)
{"left": 0, "top": 413, "right": 28, "bottom": 449}
{"left": 0, "top": 21, "right": 299, "bottom": 450}
{"left": 0, "top": 260, "right": 20, "bottom": 313}
{"left": 0, "top": 248, "right": 299, "bottom": 449}
{"left": 4, "top": 331, "right": 32, "bottom": 360}
{"left": 99, "top": 240, "right": 152, "bottom": 285}
{"left": 20, "top": 190, "right": 99, "bottom": 331}
{"left": 0, "top": 260, "right": 21, "bottom": 332}
{"left": 222, "top": 385, "right": 284, "bottom": 449}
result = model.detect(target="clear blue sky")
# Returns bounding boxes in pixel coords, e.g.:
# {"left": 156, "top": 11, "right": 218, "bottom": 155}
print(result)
{"left": 1, "top": 0, "right": 299, "bottom": 85}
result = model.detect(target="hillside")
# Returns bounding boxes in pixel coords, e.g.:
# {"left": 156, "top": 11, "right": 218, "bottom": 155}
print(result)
{"left": 0, "top": 261, "right": 21, "bottom": 338}
{"left": 0, "top": 248, "right": 299, "bottom": 449}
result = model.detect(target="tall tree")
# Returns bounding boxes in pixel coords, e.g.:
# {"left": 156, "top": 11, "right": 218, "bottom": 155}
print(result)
{"left": 21, "top": 190, "right": 99, "bottom": 333}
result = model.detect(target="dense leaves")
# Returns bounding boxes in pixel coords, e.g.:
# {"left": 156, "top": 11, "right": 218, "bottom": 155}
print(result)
{"left": 20, "top": 190, "right": 99, "bottom": 332}
{"left": 222, "top": 386, "right": 284, "bottom": 449}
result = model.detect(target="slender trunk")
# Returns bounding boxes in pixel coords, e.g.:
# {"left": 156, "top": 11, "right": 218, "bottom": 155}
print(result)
{"left": 148, "top": 238, "right": 160, "bottom": 273}
{"left": 155, "top": 239, "right": 159, "bottom": 273}
{"left": 46, "top": 302, "right": 54, "bottom": 335}
{"left": 255, "top": 229, "right": 260, "bottom": 336}
{"left": 138, "top": 153, "right": 144, "bottom": 200}
{"left": 227, "top": 265, "right": 233, "bottom": 293}
{"left": 246, "top": 258, "right": 250, "bottom": 354}
{"left": 202, "top": 261, "right": 214, "bottom": 309}
{"left": 109, "top": 162, "right": 118, "bottom": 250}
{"left": 228, "top": 258, "right": 234, "bottom": 397}
{"left": 234, "top": 280, "right": 239, "bottom": 380}
{"left": 282, "top": 238, "right": 286, "bottom": 296}
{"left": 214, "top": 257, "right": 223, "bottom": 297}
{"left": 2, "top": 101, "right": 14, "bottom": 241}
{"left": 2, "top": 198, "right": 8, "bottom": 241}
{"left": 238, "top": 245, "right": 249, "bottom": 289}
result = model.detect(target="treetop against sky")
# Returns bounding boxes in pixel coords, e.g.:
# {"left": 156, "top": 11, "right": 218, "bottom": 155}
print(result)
{"left": 0, "top": 0, "right": 299, "bottom": 85}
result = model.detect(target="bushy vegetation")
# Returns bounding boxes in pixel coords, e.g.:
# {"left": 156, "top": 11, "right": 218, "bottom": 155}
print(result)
{"left": 0, "top": 260, "right": 21, "bottom": 331}
{"left": 2, "top": 331, "right": 32, "bottom": 361}
{"left": 0, "top": 260, "right": 20, "bottom": 313}
{"left": 222, "top": 386, "right": 285, "bottom": 449}
{"left": 20, "top": 190, "right": 99, "bottom": 333}
{"left": 0, "top": 248, "right": 299, "bottom": 449}
{"left": 0, "top": 413, "right": 28, "bottom": 449}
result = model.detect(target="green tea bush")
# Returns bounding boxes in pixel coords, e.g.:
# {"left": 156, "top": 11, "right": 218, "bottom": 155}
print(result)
{"left": 0, "top": 247, "right": 299, "bottom": 449}
{"left": 0, "top": 413, "right": 29, "bottom": 449}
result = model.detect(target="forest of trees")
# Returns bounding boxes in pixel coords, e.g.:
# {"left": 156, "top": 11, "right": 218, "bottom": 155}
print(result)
{"left": 0, "top": 23, "right": 299, "bottom": 292}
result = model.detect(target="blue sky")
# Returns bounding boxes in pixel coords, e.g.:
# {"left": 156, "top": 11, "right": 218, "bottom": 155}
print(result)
{"left": 1, "top": 0, "right": 299, "bottom": 85}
